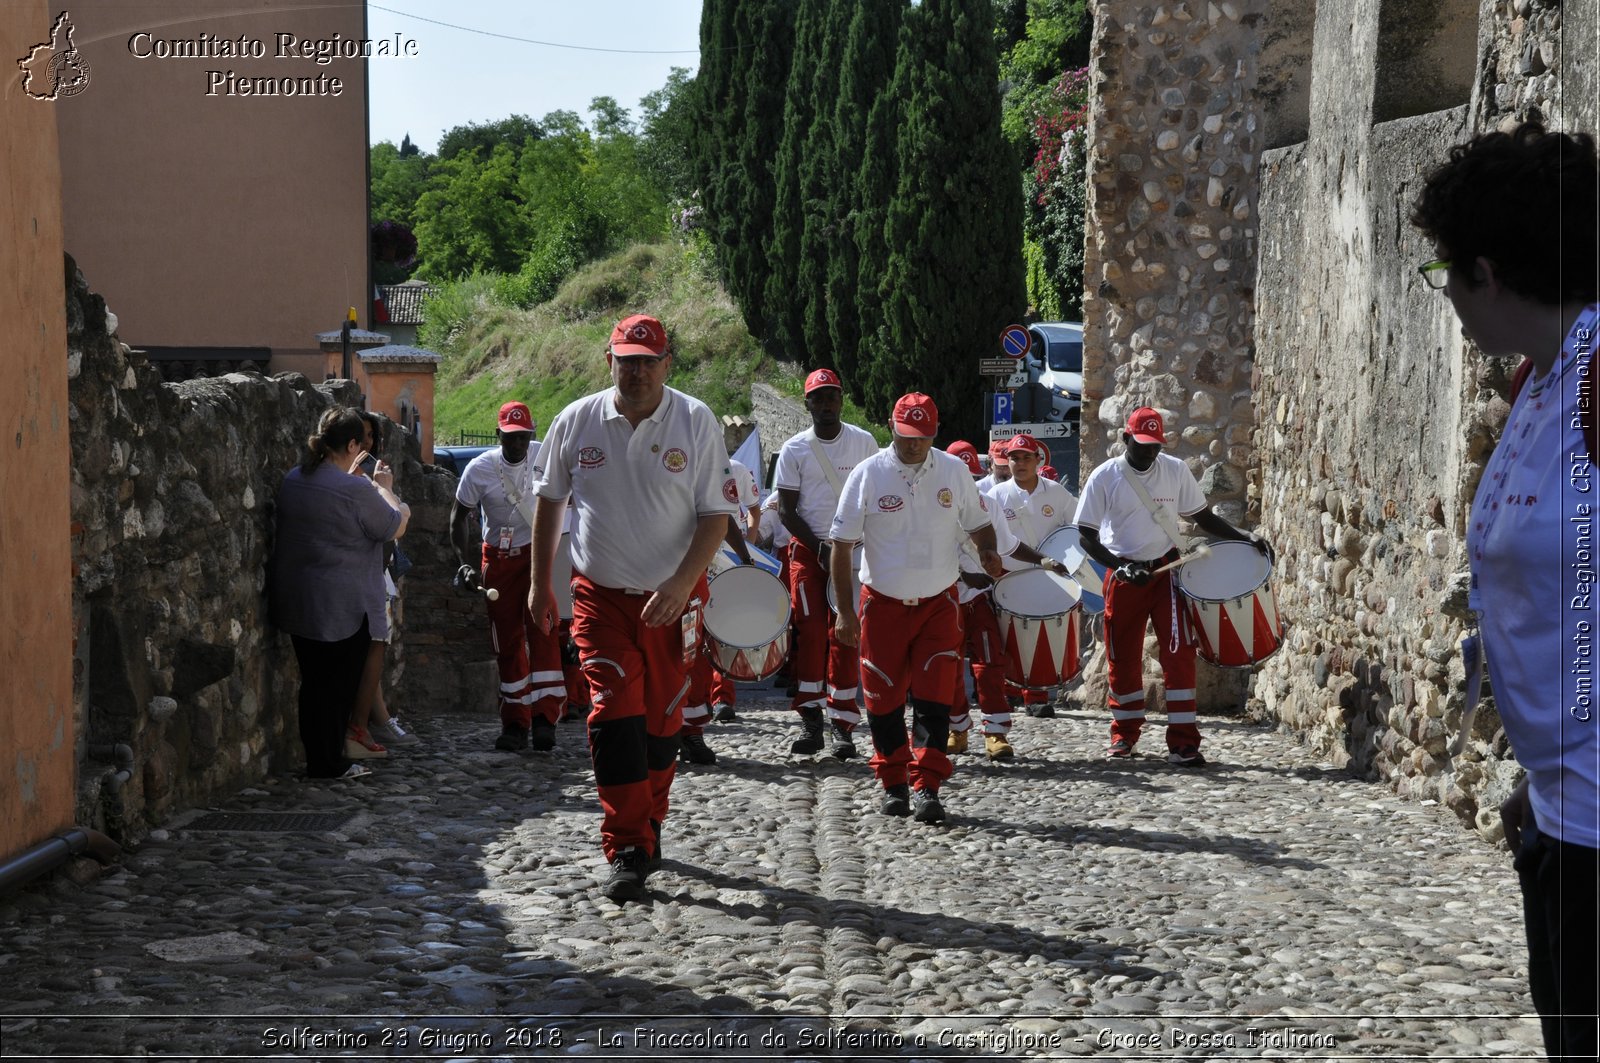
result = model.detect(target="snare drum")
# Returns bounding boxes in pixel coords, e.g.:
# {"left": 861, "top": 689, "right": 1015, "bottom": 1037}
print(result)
{"left": 825, "top": 543, "right": 865, "bottom": 617}
{"left": 1175, "top": 541, "right": 1285, "bottom": 668}
{"left": 553, "top": 533, "right": 575, "bottom": 620}
{"left": 1039, "top": 526, "right": 1108, "bottom": 615}
{"left": 991, "top": 568, "right": 1083, "bottom": 689}
{"left": 703, "top": 566, "right": 792, "bottom": 681}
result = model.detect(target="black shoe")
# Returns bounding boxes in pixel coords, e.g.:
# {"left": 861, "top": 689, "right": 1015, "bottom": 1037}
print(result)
{"left": 1167, "top": 746, "right": 1207, "bottom": 768}
{"left": 529, "top": 718, "right": 556, "bottom": 752}
{"left": 830, "top": 723, "right": 857, "bottom": 761}
{"left": 679, "top": 732, "right": 717, "bottom": 765}
{"left": 711, "top": 702, "right": 738, "bottom": 723}
{"left": 603, "top": 847, "right": 651, "bottom": 901}
{"left": 562, "top": 702, "right": 586, "bottom": 723}
{"left": 1107, "top": 737, "right": 1135, "bottom": 759}
{"left": 880, "top": 783, "right": 911, "bottom": 817}
{"left": 789, "top": 706, "right": 826, "bottom": 755}
{"left": 1032, "top": 702, "right": 1056, "bottom": 719}
{"left": 494, "top": 725, "right": 530, "bottom": 751}
{"left": 911, "top": 787, "right": 946, "bottom": 824}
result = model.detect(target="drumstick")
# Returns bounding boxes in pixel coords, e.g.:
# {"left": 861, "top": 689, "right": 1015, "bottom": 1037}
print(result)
{"left": 484, "top": 587, "right": 500, "bottom": 601}
{"left": 1148, "top": 544, "right": 1211, "bottom": 576}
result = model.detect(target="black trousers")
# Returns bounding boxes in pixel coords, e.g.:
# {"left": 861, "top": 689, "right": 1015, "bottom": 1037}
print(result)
{"left": 1516, "top": 826, "right": 1600, "bottom": 1062}
{"left": 291, "top": 618, "right": 370, "bottom": 778}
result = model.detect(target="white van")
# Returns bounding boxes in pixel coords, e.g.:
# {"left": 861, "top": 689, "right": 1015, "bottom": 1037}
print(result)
{"left": 1020, "top": 321, "right": 1083, "bottom": 424}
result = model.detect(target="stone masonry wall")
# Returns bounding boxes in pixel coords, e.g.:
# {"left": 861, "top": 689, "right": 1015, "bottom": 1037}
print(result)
{"left": 1249, "top": 0, "right": 1593, "bottom": 841}
{"left": 1080, "top": 0, "right": 1266, "bottom": 713}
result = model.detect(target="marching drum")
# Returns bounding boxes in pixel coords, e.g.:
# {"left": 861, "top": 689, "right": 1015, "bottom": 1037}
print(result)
{"left": 825, "top": 543, "right": 865, "bottom": 617}
{"left": 1175, "top": 541, "right": 1285, "bottom": 668}
{"left": 553, "top": 533, "right": 575, "bottom": 620}
{"left": 703, "top": 566, "right": 792, "bottom": 681}
{"left": 1039, "top": 526, "right": 1108, "bottom": 615}
{"left": 708, "top": 542, "right": 785, "bottom": 580}
{"left": 991, "top": 568, "right": 1084, "bottom": 689}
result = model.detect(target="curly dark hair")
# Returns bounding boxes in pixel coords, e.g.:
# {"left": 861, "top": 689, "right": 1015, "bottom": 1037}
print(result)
{"left": 1411, "top": 122, "right": 1598, "bottom": 304}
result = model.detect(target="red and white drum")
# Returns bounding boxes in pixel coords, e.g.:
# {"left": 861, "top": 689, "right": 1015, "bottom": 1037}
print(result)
{"left": 703, "top": 565, "right": 792, "bottom": 681}
{"left": 553, "top": 533, "right": 575, "bottom": 620}
{"left": 825, "top": 543, "right": 865, "bottom": 617}
{"left": 991, "top": 568, "right": 1083, "bottom": 689}
{"left": 1175, "top": 541, "right": 1285, "bottom": 668}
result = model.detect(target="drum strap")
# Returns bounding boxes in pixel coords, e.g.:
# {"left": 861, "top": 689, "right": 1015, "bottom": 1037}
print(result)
{"left": 497, "top": 457, "right": 536, "bottom": 530}
{"left": 806, "top": 431, "right": 845, "bottom": 495}
{"left": 1119, "top": 455, "right": 1190, "bottom": 556}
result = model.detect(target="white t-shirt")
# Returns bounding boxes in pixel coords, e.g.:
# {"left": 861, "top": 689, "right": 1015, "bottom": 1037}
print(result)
{"left": 534, "top": 386, "right": 738, "bottom": 591}
{"left": 1075, "top": 452, "right": 1206, "bottom": 562}
{"left": 755, "top": 492, "right": 791, "bottom": 548}
{"left": 831, "top": 448, "right": 991, "bottom": 599}
{"left": 1468, "top": 304, "right": 1600, "bottom": 847}
{"left": 728, "top": 458, "right": 760, "bottom": 510}
{"left": 774, "top": 424, "right": 880, "bottom": 538}
{"left": 455, "top": 443, "right": 543, "bottom": 549}
{"left": 991, "top": 476, "right": 1080, "bottom": 571}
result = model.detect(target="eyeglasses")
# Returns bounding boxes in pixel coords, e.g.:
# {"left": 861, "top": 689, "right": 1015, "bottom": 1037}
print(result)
{"left": 1417, "top": 259, "right": 1451, "bottom": 290}
{"left": 610, "top": 350, "right": 670, "bottom": 366}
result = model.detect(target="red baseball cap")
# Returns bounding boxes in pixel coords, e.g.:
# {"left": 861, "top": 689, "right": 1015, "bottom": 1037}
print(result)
{"left": 988, "top": 441, "right": 1011, "bottom": 466}
{"left": 498, "top": 401, "right": 535, "bottom": 433}
{"left": 804, "top": 368, "right": 843, "bottom": 393}
{"left": 946, "top": 440, "right": 983, "bottom": 476}
{"left": 1005, "top": 433, "right": 1045, "bottom": 458}
{"left": 1040, "top": 464, "right": 1060, "bottom": 482}
{"left": 609, "top": 313, "right": 670, "bottom": 357}
{"left": 891, "top": 393, "right": 938, "bottom": 438}
{"left": 1126, "top": 406, "right": 1166, "bottom": 444}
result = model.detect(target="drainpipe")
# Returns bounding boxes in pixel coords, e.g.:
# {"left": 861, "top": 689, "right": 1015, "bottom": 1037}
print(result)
{"left": 0, "top": 828, "right": 119, "bottom": 897}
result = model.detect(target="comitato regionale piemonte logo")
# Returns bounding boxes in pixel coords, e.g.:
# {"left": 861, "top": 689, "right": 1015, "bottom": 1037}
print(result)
{"left": 17, "top": 11, "right": 91, "bottom": 100}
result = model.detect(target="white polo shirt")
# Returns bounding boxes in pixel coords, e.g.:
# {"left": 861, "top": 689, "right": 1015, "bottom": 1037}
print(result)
{"left": 535, "top": 386, "right": 737, "bottom": 591}
{"left": 992, "top": 475, "right": 1079, "bottom": 570}
{"left": 728, "top": 458, "right": 760, "bottom": 511}
{"left": 1075, "top": 452, "right": 1206, "bottom": 562}
{"left": 958, "top": 493, "right": 1019, "bottom": 604}
{"left": 756, "top": 492, "right": 791, "bottom": 548}
{"left": 831, "top": 447, "right": 991, "bottom": 600}
{"left": 774, "top": 424, "right": 880, "bottom": 538}
{"left": 456, "top": 443, "right": 543, "bottom": 549}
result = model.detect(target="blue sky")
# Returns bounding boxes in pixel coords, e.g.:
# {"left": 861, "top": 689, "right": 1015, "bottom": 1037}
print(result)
{"left": 366, "top": 1, "right": 703, "bottom": 150}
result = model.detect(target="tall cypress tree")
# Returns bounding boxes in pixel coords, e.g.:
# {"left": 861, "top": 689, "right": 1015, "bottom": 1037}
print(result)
{"left": 793, "top": 0, "right": 854, "bottom": 374}
{"left": 763, "top": 0, "right": 829, "bottom": 363}
{"left": 725, "top": 0, "right": 796, "bottom": 341}
{"left": 877, "top": 0, "right": 1026, "bottom": 442}
{"left": 692, "top": 0, "right": 747, "bottom": 280}
{"left": 855, "top": 3, "right": 919, "bottom": 420}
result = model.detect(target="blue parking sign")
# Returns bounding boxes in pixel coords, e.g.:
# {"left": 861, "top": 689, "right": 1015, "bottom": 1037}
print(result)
{"left": 992, "top": 392, "right": 1013, "bottom": 425}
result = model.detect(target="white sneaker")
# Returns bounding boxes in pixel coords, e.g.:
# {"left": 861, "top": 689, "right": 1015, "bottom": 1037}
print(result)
{"left": 371, "top": 718, "right": 420, "bottom": 746}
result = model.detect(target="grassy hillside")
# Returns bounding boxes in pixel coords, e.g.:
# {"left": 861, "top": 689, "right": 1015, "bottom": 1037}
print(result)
{"left": 427, "top": 239, "right": 885, "bottom": 444}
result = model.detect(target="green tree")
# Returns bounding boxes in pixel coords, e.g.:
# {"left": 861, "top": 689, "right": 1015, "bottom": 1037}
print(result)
{"left": 437, "top": 114, "right": 543, "bottom": 161}
{"left": 997, "top": 0, "right": 1092, "bottom": 159}
{"left": 794, "top": 0, "right": 856, "bottom": 373}
{"left": 762, "top": 0, "right": 829, "bottom": 363}
{"left": 833, "top": 0, "right": 907, "bottom": 399}
{"left": 414, "top": 143, "right": 530, "bottom": 279}
{"left": 370, "top": 140, "right": 431, "bottom": 230}
{"left": 877, "top": 0, "right": 1027, "bottom": 441}
{"left": 691, "top": 0, "right": 742, "bottom": 274}
{"left": 639, "top": 67, "right": 697, "bottom": 201}
{"left": 1023, "top": 67, "right": 1090, "bottom": 320}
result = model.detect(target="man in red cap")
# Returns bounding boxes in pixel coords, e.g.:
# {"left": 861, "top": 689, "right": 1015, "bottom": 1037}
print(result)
{"left": 1074, "top": 406, "right": 1268, "bottom": 767}
{"left": 450, "top": 401, "right": 568, "bottom": 753}
{"left": 773, "top": 367, "right": 879, "bottom": 758}
{"left": 977, "top": 440, "right": 1012, "bottom": 494}
{"left": 990, "top": 432, "right": 1081, "bottom": 722}
{"left": 527, "top": 314, "right": 739, "bottom": 901}
{"left": 830, "top": 394, "right": 1013, "bottom": 824}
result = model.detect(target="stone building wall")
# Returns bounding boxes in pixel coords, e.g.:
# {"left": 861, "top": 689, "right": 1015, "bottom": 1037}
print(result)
{"left": 64, "top": 260, "right": 446, "bottom": 840}
{"left": 1079, "top": 0, "right": 1268, "bottom": 712}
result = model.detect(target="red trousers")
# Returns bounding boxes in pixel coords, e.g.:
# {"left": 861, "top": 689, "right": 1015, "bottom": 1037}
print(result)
{"left": 482, "top": 547, "right": 566, "bottom": 729}
{"left": 787, "top": 540, "right": 861, "bottom": 730}
{"left": 1102, "top": 555, "right": 1199, "bottom": 751}
{"left": 858, "top": 584, "right": 961, "bottom": 792}
{"left": 682, "top": 645, "right": 736, "bottom": 735}
{"left": 569, "top": 573, "right": 707, "bottom": 861}
{"left": 948, "top": 595, "right": 1013, "bottom": 735}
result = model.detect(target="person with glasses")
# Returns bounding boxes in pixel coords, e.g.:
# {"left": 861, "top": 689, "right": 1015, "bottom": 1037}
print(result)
{"left": 1412, "top": 121, "right": 1598, "bottom": 1063}
{"left": 525, "top": 314, "right": 738, "bottom": 902}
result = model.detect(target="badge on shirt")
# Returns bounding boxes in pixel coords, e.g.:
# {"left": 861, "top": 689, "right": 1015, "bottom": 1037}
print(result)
{"left": 498, "top": 526, "right": 513, "bottom": 551}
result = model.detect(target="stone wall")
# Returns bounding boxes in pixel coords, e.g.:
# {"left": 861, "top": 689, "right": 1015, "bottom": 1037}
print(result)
{"left": 1080, "top": 0, "right": 1268, "bottom": 713}
{"left": 65, "top": 260, "right": 437, "bottom": 841}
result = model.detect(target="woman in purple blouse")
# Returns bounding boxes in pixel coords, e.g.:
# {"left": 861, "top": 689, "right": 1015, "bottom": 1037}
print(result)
{"left": 272, "top": 408, "right": 410, "bottom": 778}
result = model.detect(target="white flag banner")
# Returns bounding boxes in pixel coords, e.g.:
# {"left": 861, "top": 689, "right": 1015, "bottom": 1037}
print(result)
{"left": 732, "top": 425, "right": 763, "bottom": 495}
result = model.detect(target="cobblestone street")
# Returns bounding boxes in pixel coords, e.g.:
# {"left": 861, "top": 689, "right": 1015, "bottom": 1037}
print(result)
{"left": 0, "top": 686, "right": 1545, "bottom": 1060}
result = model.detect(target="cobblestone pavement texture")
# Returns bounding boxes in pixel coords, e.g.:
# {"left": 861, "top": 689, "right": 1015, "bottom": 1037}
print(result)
{"left": 0, "top": 686, "right": 1546, "bottom": 1061}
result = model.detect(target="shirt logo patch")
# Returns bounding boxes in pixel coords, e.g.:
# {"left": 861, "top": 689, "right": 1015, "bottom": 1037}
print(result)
{"left": 978, "top": 495, "right": 988, "bottom": 512}
{"left": 578, "top": 447, "right": 606, "bottom": 469}
{"left": 937, "top": 487, "right": 953, "bottom": 508}
{"left": 662, "top": 448, "right": 688, "bottom": 473}
{"left": 1004, "top": 507, "right": 1018, "bottom": 520}
{"left": 722, "top": 477, "right": 740, "bottom": 503}
{"left": 878, "top": 494, "right": 905, "bottom": 512}
{"left": 1042, "top": 504, "right": 1054, "bottom": 517}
